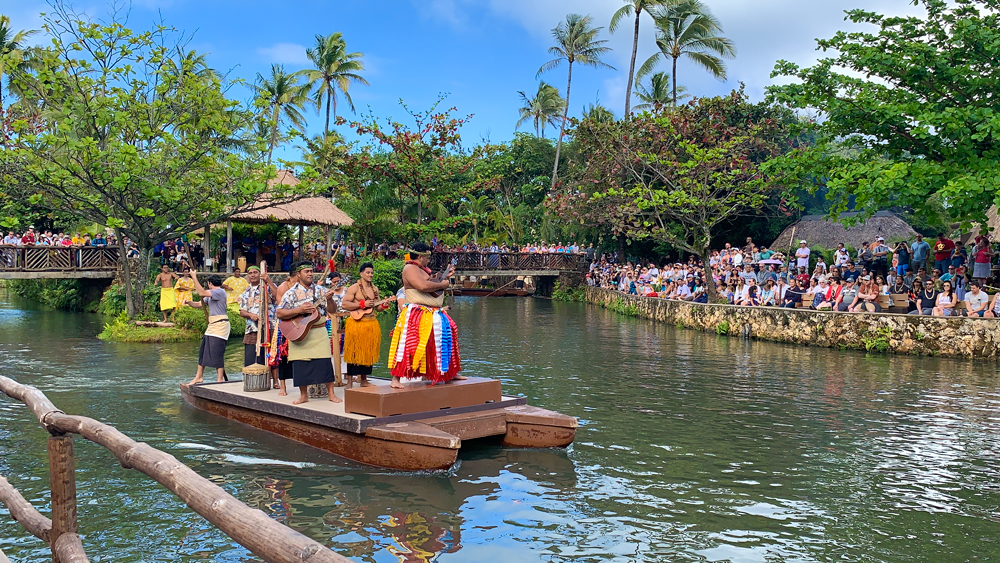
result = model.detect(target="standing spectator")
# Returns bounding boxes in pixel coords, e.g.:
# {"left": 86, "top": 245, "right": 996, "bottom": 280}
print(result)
{"left": 971, "top": 238, "right": 994, "bottom": 285}
{"left": 834, "top": 243, "right": 850, "bottom": 267}
{"left": 3, "top": 231, "right": 18, "bottom": 245}
{"left": 894, "top": 241, "right": 910, "bottom": 275}
{"left": 872, "top": 237, "right": 890, "bottom": 278}
{"left": 857, "top": 242, "right": 874, "bottom": 273}
{"left": 933, "top": 233, "right": 955, "bottom": 274}
{"left": 795, "top": 240, "right": 810, "bottom": 272}
{"left": 20, "top": 227, "right": 36, "bottom": 245}
{"left": 910, "top": 234, "right": 930, "bottom": 274}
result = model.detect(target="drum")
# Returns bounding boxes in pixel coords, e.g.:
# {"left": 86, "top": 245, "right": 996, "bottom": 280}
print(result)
{"left": 242, "top": 369, "right": 270, "bottom": 392}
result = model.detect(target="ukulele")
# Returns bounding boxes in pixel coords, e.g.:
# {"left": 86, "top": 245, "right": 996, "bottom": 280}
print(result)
{"left": 277, "top": 291, "right": 333, "bottom": 342}
{"left": 349, "top": 296, "right": 397, "bottom": 320}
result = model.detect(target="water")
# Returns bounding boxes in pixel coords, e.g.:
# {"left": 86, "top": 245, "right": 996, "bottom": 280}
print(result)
{"left": 2, "top": 291, "right": 1000, "bottom": 562}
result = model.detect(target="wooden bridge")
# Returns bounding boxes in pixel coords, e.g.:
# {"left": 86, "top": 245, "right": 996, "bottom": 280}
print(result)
{"left": 429, "top": 251, "right": 588, "bottom": 277}
{"left": 0, "top": 246, "right": 119, "bottom": 280}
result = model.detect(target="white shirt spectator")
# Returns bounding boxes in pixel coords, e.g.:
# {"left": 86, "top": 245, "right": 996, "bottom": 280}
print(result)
{"left": 966, "top": 289, "right": 988, "bottom": 312}
{"left": 835, "top": 248, "right": 850, "bottom": 266}
{"left": 796, "top": 245, "right": 811, "bottom": 269}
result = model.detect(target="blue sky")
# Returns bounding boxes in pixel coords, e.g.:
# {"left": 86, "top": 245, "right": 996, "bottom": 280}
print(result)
{"left": 3, "top": 0, "right": 923, "bottom": 162}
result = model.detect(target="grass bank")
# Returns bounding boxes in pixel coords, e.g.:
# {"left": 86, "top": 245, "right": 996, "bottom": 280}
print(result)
{"left": 97, "top": 305, "right": 245, "bottom": 343}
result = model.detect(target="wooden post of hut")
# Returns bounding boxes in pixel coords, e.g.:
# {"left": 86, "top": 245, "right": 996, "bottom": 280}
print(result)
{"left": 226, "top": 221, "right": 233, "bottom": 274}
{"left": 297, "top": 225, "right": 304, "bottom": 262}
{"left": 325, "top": 226, "right": 333, "bottom": 261}
{"left": 48, "top": 435, "right": 76, "bottom": 563}
{"left": 203, "top": 225, "right": 210, "bottom": 271}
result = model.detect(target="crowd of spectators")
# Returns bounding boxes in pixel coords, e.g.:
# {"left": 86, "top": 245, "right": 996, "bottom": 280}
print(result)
{"left": 588, "top": 234, "right": 1000, "bottom": 318}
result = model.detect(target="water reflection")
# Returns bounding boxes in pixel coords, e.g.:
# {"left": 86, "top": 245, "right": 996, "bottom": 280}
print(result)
{"left": 2, "top": 291, "right": 1000, "bottom": 562}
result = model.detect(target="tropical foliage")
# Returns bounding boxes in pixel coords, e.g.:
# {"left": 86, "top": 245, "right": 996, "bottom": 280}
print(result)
{"left": 516, "top": 82, "right": 565, "bottom": 138}
{"left": 297, "top": 32, "right": 368, "bottom": 136}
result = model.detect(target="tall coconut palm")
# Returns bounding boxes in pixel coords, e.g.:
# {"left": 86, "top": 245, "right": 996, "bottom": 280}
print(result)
{"left": 165, "top": 49, "right": 219, "bottom": 83}
{"left": 637, "top": 0, "right": 735, "bottom": 106}
{"left": 609, "top": 0, "right": 668, "bottom": 116}
{"left": 537, "top": 13, "right": 615, "bottom": 189}
{"left": 0, "top": 15, "right": 38, "bottom": 113}
{"left": 253, "top": 64, "right": 311, "bottom": 164}
{"left": 633, "top": 71, "right": 687, "bottom": 111}
{"left": 297, "top": 32, "right": 368, "bottom": 136}
{"left": 515, "top": 81, "right": 565, "bottom": 138}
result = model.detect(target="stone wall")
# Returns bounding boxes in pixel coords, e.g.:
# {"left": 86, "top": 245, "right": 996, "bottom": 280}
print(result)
{"left": 584, "top": 287, "right": 1000, "bottom": 359}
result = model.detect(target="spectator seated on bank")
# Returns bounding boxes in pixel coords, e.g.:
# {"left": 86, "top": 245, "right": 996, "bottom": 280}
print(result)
{"left": 965, "top": 281, "right": 989, "bottom": 317}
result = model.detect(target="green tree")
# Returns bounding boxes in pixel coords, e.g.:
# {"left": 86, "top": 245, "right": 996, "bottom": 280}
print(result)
{"left": 767, "top": 0, "right": 1000, "bottom": 226}
{"left": 558, "top": 89, "right": 796, "bottom": 301}
{"left": 637, "top": 0, "right": 735, "bottom": 105}
{"left": 297, "top": 32, "right": 368, "bottom": 136}
{"left": 609, "top": 0, "right": 668, "bottom": 116}
{"left": 1, "top": 7, "right": 290, "bottom": 317}
{"left": 537, "top": 13, "right": 615, "bottom": 189}
{"left": 516, "top": 81, "right": 565, "bottom": 138}
{"left": 0, "top": 14, "right": 38, "bottom": 114}
{"left": 633, "top": 71, "right": 687, "bottom": 111}
{"left": 459, "top": 195, "right": 492, "bottom": 243}
{"left": 254, "top": 64, "right": 311, "bottom": 164}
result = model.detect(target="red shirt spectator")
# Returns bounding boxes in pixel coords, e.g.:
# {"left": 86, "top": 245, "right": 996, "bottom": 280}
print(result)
{"left": 20, "top": 231, "right": 35, "bottom": 245}
{"left": 933, "top": 236, "right": 955, "bottom": 263}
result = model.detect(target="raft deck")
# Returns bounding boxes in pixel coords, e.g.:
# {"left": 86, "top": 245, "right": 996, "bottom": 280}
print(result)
{"left": 180, "top": 377, "right": 576, "bottom": 471}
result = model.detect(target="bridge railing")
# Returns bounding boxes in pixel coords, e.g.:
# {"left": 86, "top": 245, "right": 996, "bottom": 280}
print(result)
{"left": 0, "top": 375, "right": 350, "bottom": 563}
{"left": 430, "top": 251, "right": 588, "bottom": 272}
{"left": 0, "top": 246, "right": 120, "bottom": 272}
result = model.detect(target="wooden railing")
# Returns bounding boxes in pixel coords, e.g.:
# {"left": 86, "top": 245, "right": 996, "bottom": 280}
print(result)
{"left": 0, "top": 246, "right": 119, "bottom": 272}
{"left": 0, "top": 375, "right": 350, "bottom": 563}
{"left": 429, "top": 251, "right": 588, "bottom": 272}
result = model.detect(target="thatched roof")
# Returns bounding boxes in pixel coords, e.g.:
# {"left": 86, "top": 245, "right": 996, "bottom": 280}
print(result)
{"left": 771, "top": 211, "right": 919, "bottom": 250}
{"left": 230, "top": 170, "right": 354, "bottom": 227}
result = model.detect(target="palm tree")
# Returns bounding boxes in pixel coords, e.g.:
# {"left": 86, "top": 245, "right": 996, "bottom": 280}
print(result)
{"left": 637, "top": 0, "right": 735, "bottom": 106}
{"left": 460, "top": 195, "right": 492, "bottom": 243}
{"left": 165, "top": 49, "right": 219, "bottom": 84}
{"left": 609, "top": 0, "right": 668, "bottom": 116}
{"left": 0, "top": 15, "right": 38, "bottom": 113}
{"left": 633, "top": 71, "right": 687, "bottom": 111}
{"left": 515, "top": 81, "right": 565, "bottom": 138}
{"left": 296, "top": 33, "right": 368, "bottom": 136}
{"left": 581, "top": 103, "right": 615, "bottom": 124}
{"left": 537, "top": 13, "right": 615, "bottom": 189}
{"left": 253, "top": 64, "right": 311, "bottom": 164}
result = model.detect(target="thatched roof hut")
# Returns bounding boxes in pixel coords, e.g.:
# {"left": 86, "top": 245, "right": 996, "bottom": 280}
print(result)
{"left": 771, "top": 211, "right": 919, "bottom": 250}
{"left": 231, "top": 170, "right": 354, "bottom": 227}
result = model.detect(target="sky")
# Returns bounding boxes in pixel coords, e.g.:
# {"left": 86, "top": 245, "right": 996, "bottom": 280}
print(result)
{"left": 1, "top": 0, "right": 924, "bottom": 162}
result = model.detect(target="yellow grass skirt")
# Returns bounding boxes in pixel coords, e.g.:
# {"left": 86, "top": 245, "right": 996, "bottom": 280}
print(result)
{"left": 159, "top": 287, "right": 176, "bottom": 311}
{"left": 344, "top": 316, "right": 381, "bottom": 366}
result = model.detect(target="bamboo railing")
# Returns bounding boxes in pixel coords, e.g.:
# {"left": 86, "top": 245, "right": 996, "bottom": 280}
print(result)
{"left": 0, "top": 375, "right": 350, "bottom": 563}
{"left": 0, "top": 246, "right": 119, "bottom": 273}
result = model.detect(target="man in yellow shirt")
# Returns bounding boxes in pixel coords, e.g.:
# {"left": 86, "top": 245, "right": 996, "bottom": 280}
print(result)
{"left": 223, "top": 268, "right": 250, "bottom": 305}
{"left": 71, "top": 232, "right": 84, "bottom": 245}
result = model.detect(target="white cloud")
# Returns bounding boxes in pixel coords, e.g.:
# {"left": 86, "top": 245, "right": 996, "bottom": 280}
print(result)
{"left": 256, "top": 42, "right": 309, "bottom": 65}
{"left": 413, "top": 0, "right": 474, "bottom": 28}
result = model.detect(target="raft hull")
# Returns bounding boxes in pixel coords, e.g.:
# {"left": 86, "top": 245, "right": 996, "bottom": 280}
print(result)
{"left": 180, "top": 378, "right": 576, "bottom": 471}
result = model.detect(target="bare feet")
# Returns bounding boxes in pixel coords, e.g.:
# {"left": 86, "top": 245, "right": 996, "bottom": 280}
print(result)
{"left": 277, "top": 388, "right": 287, "bottom": 397}
{"left": 292, "top": 397, "right": 308, "bottom": 404}
{"left": 452, "top": 375, "right": 467, "bottom": 381}
{"left": 344, "top": 375, "right": 353, "bottom": 389}
{"left": 358, "top": 376, "right": 374, "bottom": 388}
{"left": 187, "top": 376, "right": 203, "bottom": 386}
{"left": 390, "top": 376, "right": 404, "bottom": 389}
{"left": 328, "top": 395, "right": 342, "bottom": 403}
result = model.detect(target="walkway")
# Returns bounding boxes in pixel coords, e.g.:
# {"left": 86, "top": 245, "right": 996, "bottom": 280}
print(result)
{"left": 429, "top": 252, "right": 588, "bottom": 277}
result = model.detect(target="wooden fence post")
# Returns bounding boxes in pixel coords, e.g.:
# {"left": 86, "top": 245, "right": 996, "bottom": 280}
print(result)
{"left": 48, "top": 435, "right": 77, "bottom": 563}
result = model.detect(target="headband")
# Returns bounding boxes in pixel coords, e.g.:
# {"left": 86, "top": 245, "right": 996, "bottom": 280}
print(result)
{"left": 246, "top": 266, "right": 260, "bottom": 272}
{"left": 292, "top": 262, "right": 314, "bottom": 274}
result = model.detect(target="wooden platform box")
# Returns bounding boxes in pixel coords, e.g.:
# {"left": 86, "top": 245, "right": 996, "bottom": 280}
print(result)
{"left": 344, "top": 377, "right": 502, "bottom": 417}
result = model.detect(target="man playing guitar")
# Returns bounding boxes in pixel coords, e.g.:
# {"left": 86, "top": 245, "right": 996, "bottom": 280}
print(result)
{"left": 341, "top": 262, "right": 395, "bottom": 387}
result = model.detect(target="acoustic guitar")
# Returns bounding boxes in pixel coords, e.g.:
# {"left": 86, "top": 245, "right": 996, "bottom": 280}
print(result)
{"left": 278, "top": 292, "right": 335, "bottom": 342}
{"left": 349, "top": 296, "right": 397, "bottom": 320}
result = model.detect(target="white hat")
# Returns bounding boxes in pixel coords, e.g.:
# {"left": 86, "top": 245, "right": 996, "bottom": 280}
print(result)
{"left": 877, "top": 237, "right": 884, "bottom": 241}
{"left": 799, "top": 239, "right": 807, "bottom": 244}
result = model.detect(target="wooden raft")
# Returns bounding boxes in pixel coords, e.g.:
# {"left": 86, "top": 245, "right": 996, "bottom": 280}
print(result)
{"left": 180, "top": 377, "right": 577, "bottom": 471}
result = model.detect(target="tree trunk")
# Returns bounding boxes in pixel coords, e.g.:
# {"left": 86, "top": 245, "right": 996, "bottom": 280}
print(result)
{"left": 226, "top": 221, "right": 233, "bottom": 274}
{"left": 416, "top": 190, "right": 423, "bottom": 225}
{"left": 267, "top": 105, "right": 279, "bottom": 165}
{"left": 624, "top": 11, "right": 641, "bottom": 116}
{"left": 114, "top": 228, "right": 135, "bottom": 317}
{"left": 701, "top": 245, "right": 721, "bottom": 303}
{"left": 672, "top": 57, "right": 678, "bottom": 107}
{"left": 325, "top": 88, "right": 332, "bottom": 137}
{"left": 550, "top": 62, "right": 573, "bottom": 190}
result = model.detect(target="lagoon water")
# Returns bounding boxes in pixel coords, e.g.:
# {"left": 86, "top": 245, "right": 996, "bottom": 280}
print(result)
{"left": 1, "top": 290, "right": 999, "bottom": 562}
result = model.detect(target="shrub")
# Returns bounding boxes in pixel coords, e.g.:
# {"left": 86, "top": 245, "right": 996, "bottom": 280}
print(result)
{"left": 98, "top": 312, "right": 198, "bottom": 342}
{"left": 716, "top": 321, "right": 730, "bottom": 335}
{"left": 7, "top": 279, "right": 105, "bottom": 312}
{"left": 174, "top": 304, "right": 245, "bottom": 337}
{"left": 552, "top": 281, "right": 586, "bottom": 302}
{"left": 861, "top": 325, "right": 893, "bottom": 353}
